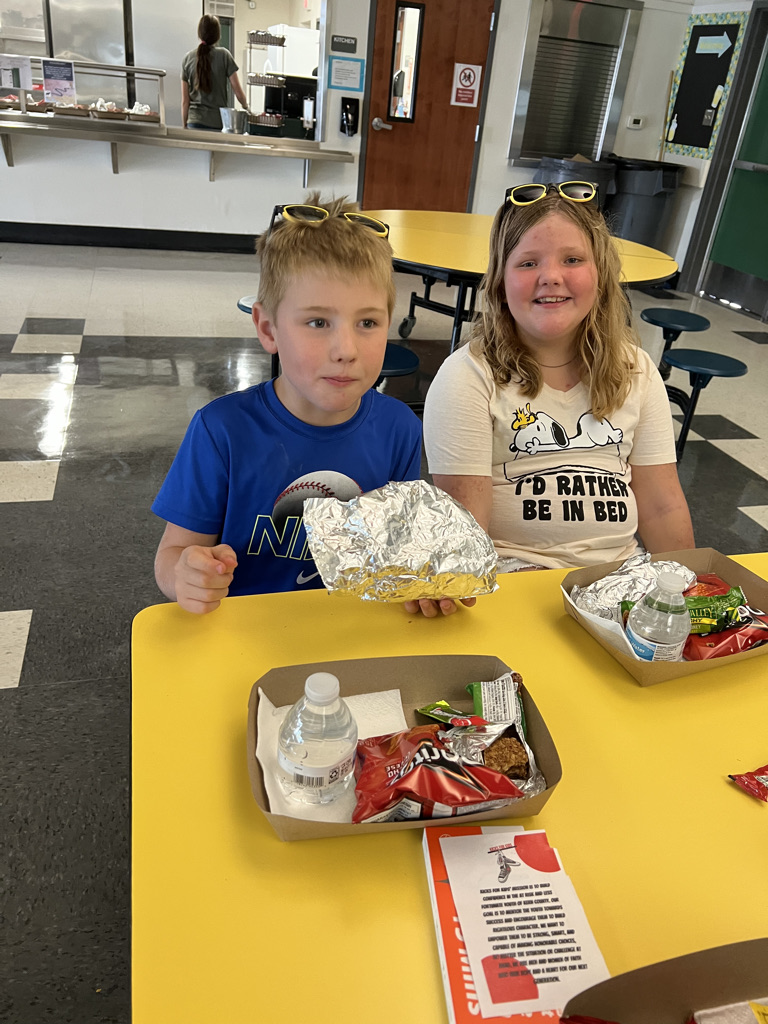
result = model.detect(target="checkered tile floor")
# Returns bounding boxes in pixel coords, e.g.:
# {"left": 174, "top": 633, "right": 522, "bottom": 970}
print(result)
{"left": 1, "top": 246, "right": 767, "bottom": 1023}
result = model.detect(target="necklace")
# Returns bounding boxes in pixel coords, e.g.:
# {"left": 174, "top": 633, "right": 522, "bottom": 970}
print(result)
{"left": 537, "top": 355, "right": 578, "bottom": 369}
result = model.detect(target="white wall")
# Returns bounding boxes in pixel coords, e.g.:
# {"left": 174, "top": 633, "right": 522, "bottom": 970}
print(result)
{"left": 0, "top": 134, "right": 314, "bottom": 234}
{"left": 309, "top": 0, "right": 369, "bottom": 201}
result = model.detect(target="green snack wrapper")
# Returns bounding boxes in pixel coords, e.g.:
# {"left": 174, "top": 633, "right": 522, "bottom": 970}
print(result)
{"left": 465, "top": 671, "right": 526, "bottom": 733}
{"left": 417, "top": 700, "right": 488, "bottom": 727}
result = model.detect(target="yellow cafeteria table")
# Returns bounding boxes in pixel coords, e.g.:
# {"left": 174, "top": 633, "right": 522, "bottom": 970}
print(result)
{"left": 132, "top": 555, "right": 767, "bottom": 1024}
{"left": 363, "top": 209, "right": 679, "bottom": 353}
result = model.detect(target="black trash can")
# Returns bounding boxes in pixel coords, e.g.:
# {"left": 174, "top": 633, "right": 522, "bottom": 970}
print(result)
{"left": 604, "top": 156, "right": 684, "bottom": 250}
{"left": 534, "top": 156, "right": 617, "bottom": 210}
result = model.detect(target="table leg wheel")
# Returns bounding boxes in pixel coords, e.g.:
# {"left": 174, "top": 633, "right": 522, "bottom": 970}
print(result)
{"left": 398, "top": 316, "right": 416, "bottom": 339}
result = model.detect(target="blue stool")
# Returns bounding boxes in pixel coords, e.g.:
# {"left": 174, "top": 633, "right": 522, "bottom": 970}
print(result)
{"left": 663, "top": 348, "right": 747, "bottom": 461}
{"left": 237, "top": 294, "right": 419, "bottom": 389}
{"left": 640, "top": 307, "right": 710, "bottom": 380}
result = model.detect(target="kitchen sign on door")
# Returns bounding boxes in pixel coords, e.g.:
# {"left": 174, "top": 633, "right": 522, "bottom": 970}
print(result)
{"left": 450, "top": 62, "right": 481, "bottom": 107}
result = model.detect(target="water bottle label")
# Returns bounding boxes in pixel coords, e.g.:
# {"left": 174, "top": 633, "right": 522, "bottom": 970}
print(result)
{"left": 277, "top": 749, "right": 355, "bottom": 789}
{"left": 626, "top": 623, "right": 685, "bottom": 662}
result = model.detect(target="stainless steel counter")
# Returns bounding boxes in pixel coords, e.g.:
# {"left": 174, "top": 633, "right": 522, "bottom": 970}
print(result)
{"left": 0, "top": 110, "right": 353, "bottom": 182}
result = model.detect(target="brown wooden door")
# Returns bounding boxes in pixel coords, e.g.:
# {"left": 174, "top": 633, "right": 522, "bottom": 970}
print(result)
{"left": 362, "top": 0, "right": 495, "bottom": 212}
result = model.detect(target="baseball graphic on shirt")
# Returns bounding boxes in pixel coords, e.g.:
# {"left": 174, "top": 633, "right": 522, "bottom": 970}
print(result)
{"left": 272, "top": 470, "right": 363, "bottom": 528}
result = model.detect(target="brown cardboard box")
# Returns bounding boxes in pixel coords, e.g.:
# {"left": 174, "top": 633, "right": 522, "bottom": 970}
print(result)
{"left": 562, "top": 937, "right": 768, "bottom": 1023}
{"left": 246, "top": 654, "right": 562, "bottom": 842}
{"left": 561, "top": 548, "right": 768, "bottom": 686}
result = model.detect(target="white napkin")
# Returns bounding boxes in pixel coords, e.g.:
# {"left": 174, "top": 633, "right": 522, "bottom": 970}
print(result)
{"left": 256, "top": 688, "right": 407, "bottom": 823}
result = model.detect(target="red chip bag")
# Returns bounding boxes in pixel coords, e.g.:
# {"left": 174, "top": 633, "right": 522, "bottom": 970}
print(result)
{"left": 352, "top": 724, "right": 524, "bottom": 824}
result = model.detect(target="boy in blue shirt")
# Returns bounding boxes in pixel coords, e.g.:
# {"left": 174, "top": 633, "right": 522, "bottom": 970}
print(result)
{"left": 152, "top": 195, "right": 422, "bottom": 613}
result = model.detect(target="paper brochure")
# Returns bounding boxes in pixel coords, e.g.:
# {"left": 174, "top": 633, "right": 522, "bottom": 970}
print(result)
{"left": 424, "top": 827, "right": 609, "bottom": 1020}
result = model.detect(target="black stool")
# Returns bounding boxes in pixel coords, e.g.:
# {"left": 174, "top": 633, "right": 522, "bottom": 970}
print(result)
{"left": 663, "top": 348, "right": 747, "bottom": 461}
{"left": 237, "top": 295, "right": 420, "bottom": 388}
{"left": 640, "top": 307, "right": 710, "bottom": 380}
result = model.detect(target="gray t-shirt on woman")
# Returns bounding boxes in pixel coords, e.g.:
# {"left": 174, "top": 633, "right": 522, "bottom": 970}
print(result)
{"left": 182, "top": 45, "right": 238, "bottom": 128}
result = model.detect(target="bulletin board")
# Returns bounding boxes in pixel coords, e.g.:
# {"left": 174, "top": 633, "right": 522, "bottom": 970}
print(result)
{"left": 663, "top": 10, "right": 748, "bottom": 160}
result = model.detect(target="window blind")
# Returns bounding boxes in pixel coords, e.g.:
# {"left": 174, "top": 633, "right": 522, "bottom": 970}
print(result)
{"left": 522, "top": 36, "right": 620, "bottom": 160}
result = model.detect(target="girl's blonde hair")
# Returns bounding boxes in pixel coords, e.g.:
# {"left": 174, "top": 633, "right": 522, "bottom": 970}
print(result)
{"left": 257, "top": 193, "right": 396, "bottom": 320}
{"left": 469, "top": 192, "right": 638, "bottom": 420}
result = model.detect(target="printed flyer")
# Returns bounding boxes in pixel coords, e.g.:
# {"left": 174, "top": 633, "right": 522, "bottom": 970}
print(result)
{"left": 423, "top": 825, "right": 560, "bottom": 1024}
{"left": 439, "top": 830, "right": 609, "bottom": 1018}
{"left": 42, "top": 59, "right": 76, "bottom": 104}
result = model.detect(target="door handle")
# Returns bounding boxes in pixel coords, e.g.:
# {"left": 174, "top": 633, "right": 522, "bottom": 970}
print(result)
{"left": 371, "top": 117, "right": 393, "bottom": 131}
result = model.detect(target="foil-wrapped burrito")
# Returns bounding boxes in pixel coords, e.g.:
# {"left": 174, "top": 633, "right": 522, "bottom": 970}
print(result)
{"left": 303, "top": 479, "right": 498, "bottom": 602}
{"left": 570, "top": 552, "right": 696, "bottom": 621}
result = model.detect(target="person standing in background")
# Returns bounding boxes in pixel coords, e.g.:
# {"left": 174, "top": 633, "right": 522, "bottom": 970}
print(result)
{"left": 181, "top": 14, "right": 248, "bottom": 131}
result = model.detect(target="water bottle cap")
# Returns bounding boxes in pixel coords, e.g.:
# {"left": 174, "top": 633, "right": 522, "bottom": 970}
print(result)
{"left": 656, "top": 571, "right": 685, "bottom": 594}
{"left": 304, "top": 672, "right": 340, "bottom": 705}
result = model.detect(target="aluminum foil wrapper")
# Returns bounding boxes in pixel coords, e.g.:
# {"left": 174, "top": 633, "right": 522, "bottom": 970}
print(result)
{"left": 303, "top": 479, "right": 498, "bottom": 602}
{"left": 570, "top": 552, "right": 697, "bottom": 621}
{"left": 444, "top": 722, "right": 546, "bottom": 799}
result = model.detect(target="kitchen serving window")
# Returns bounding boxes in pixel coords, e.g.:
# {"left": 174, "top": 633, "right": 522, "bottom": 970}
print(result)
{"left": 508, "top": 0, "right": 643, "bottom": 164}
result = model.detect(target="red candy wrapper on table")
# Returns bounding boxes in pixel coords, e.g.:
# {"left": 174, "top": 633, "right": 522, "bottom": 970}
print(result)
{"left": 729, "top": 763, "right": 768, "bottom": 802}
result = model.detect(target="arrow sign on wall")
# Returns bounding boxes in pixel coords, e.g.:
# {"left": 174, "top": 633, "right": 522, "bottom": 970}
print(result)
{"left": 696, "top": 31, "right": 733, "bottom": 57}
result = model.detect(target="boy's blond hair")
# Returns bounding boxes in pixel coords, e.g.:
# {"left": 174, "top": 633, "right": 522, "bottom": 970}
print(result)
{"left": 257, "top": 193, "right": 396, "bottom": 319}
{"left": 470, "top": 192, "right": 639, "bottom": 420}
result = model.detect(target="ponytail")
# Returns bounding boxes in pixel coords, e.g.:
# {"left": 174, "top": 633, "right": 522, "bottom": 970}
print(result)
{"left": 194, "top": 14, "right": 220, "bottom": 94}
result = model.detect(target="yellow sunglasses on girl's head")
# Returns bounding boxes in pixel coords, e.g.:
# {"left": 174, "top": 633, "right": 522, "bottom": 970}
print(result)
{"left": 268, "top": 204, "right": 389, "bottom": 237}
{"left": 504, "top": 181, "right": 598, "bottom": 207}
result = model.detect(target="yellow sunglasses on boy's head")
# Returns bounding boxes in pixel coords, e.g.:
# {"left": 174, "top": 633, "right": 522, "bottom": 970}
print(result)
{"left": 504, "top": 181, "right": 598, "bottom": 207}
{"left": 268, "top": 204, "right": 390, "bottom": 238}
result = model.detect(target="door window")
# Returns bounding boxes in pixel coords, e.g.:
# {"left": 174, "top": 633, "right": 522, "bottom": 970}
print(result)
{"left": 388, "top": 2, "right": 424, "bottom": 121}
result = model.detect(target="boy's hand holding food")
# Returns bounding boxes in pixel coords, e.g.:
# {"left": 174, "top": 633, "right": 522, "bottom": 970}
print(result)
{"left": 404, "top": 597, "right": 477, "bottom": 618}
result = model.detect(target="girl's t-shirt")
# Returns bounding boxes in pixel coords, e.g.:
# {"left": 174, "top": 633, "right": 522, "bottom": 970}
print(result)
{"left": 181, "top": 45, "right": 238, "bottom": 128}
{"left": 423, "top": 344, "right": 676, "bottom": 569}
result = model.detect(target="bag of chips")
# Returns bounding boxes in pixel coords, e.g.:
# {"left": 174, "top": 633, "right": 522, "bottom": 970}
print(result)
{"left": 352, "top": 722, "right": 544, "bottom": 824}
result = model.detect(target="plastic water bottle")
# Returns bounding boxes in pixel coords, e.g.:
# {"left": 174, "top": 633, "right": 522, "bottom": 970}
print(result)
{"left": 625, "top": 571, "right": 691, "bottom": 662}
{"left": 276, "top": 672, "right": 358, "bottom": 805}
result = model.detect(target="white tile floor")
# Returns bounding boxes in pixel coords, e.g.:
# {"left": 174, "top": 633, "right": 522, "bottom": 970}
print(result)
{"left": 0, "top": 459, "right": 61, "bottom": 501}
{"left": 0, "top": 608, "right": 33, "bottom": 688}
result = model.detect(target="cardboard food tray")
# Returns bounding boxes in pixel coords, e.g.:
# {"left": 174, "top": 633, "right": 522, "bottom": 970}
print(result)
{"left": 52, "top": 106, "right": 90, "bottom": 116}
{"left": 562, "top": 937, "right": 768, "bottom": 1023}
{"left": 246, "top": 654, "right": 562, "bottom": 842}
{"left": 561, "top": 548, "right": 768, "bottom": 686}
{"left": 92, "top": 109, "right": 128, "bottom": 119}
{"left": 128, "top": 112, "right": 160, "bottom": 122}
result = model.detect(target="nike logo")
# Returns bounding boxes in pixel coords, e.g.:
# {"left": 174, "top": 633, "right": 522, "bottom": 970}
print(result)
{"left": 296, "top": 570, "right": 320, "bottom": 585}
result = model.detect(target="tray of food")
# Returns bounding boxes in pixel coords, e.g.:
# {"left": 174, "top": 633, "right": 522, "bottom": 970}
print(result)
{"left": 52, "top": 104, "right": 90, "bottom": 116}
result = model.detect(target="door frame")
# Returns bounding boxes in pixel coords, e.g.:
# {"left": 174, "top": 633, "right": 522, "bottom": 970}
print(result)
{"left": 679, "top": 0, "right": 768, "bottom": 298}
{"left": 356, "top": 0, "right": 502, "bottom": 212}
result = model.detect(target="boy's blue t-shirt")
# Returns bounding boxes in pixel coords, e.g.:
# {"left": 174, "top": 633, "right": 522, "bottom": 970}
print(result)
{"left": 152, "top": 381, "right": 422, "bottom": 596}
